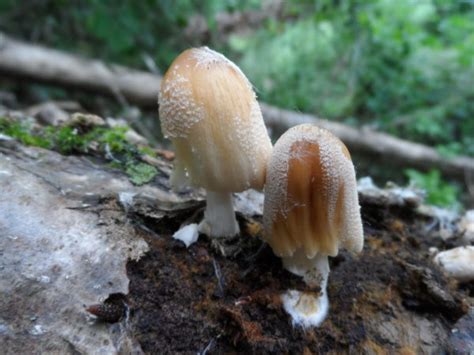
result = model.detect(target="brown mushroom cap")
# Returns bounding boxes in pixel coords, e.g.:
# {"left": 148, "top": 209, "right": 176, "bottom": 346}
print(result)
{"left": 263, "top": 124, "right": 363, "bottom": 258}
{"left": 159, "top": 47, "right": 272, "bottom": 192}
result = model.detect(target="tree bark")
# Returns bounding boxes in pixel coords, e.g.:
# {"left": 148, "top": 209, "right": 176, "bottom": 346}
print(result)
{"left": 1, "top": 33, "right": 473, "bottom": 180}
{"left": 0, "top": 33, "right": 161, "bottom": 107}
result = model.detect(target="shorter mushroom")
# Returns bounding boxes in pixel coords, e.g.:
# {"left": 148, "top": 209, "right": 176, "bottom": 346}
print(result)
{"left": 263, "top": 124, "right": 364, "bottom": 327}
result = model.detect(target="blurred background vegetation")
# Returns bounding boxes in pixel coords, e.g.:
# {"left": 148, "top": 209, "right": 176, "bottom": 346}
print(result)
{"left": 0, "top": 0, "right": 473, "bottom": 208}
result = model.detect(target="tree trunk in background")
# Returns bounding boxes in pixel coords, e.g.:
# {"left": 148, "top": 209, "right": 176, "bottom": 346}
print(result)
{"left": 0, "top": 33, "right": 473, "bottom": 181}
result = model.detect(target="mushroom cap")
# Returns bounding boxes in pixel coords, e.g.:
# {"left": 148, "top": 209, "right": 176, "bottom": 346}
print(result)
{"left": 263, "top": 124, "right": 364, "bottom": 258}
{"left": 158, "top": 47, "right": 272, "bottom": 192}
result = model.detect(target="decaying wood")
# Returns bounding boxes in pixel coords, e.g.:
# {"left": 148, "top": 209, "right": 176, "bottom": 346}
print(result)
{"left": 1, "top": 33, "right": 473, "bottom": 180}
{"left": 0, "top": 33, "right": 161, "bottom": 107}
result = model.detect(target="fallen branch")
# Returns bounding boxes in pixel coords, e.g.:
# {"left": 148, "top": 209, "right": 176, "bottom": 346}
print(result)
{"left": 1, "top": 33, "right": 473, "bottom": 180}
{"left": 260, "top": 104, "right": 474, "bottom": 180}
{"left": 0, "top": 33, "right": 161, "bottom": 107}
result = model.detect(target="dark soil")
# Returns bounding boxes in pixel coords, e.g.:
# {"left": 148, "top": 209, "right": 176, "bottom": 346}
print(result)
{"left": 126, "top": 198, "right": 470, "bottom": 354}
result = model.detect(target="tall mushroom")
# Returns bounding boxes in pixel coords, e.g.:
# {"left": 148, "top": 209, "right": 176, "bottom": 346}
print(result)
{"left": 263, "top": 124, "right": 364, "bottom": 327}
{"left": 159, "top": 47, "right": 272, "bottom": 238}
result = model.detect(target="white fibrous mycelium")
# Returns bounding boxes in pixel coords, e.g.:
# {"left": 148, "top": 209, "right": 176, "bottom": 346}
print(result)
{"left": 263, "top": 124, "right": 364, "bottom": 327}
{"left": 159, "top": 47, "right": 272, "bottom": 239}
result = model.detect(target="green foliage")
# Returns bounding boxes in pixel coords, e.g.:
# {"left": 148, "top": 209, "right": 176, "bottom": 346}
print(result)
{"left": 229, "top": 19, "right": 353, "bottom": 117}
{"left": 0, "top": 0, "right": 260, "bottom": 70}
{"left": 405, "top": 169, "right": 460, "bottom": 208}
{"left": 0, "top": 118, "right": 157, "bottom": 186}
{"left": 228, "top": 0, "right": 474, "bottom": 156}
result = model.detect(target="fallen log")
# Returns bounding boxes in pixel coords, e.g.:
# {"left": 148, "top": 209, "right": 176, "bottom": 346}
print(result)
{"left": 0, "top": 33, "right": 473, "bottom": 180}
{"left": 0, "top": 33, "right": 161, "bottom": 107}
{"left": 261, "top": 104, "right": 474, "bottom": 181}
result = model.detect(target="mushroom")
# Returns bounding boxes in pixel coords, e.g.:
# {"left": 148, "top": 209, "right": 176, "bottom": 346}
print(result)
{"left": 159, "top": 47, "right": 272, "bottom": 238}
{"left": 263, "top": 124, "right": 364, "bottom": 327}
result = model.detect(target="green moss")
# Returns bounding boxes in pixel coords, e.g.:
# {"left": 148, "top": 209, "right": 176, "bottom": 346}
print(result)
{"left": 125, "top": 162, "right": 158, "bottom": 186}
{"left": 0, "top": 117, "right": 51, "bottom": 149}
{"left": 97, "top": 126, "right": 128, "bottom": 153}
{"left": 44, "top": 126, "right": 89, "bottom": 154}
{"left": 138, "top": 145, "right": 157, "bottom": 158}
{"left": 0, "top": 117, "right": 158, "bottom": 186}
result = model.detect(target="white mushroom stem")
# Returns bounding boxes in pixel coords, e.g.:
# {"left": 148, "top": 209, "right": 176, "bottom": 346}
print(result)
{"left": 281, "top": 250, "right": 330, "bottom": 327}
{"left": 170, "top": 159, "right": 189, "bottom": 191}
{"left": 198, "top": 190, "right": 240, "bottom": 238}
{"left": 282, "top": 249, "right": 329, "bottom": 289}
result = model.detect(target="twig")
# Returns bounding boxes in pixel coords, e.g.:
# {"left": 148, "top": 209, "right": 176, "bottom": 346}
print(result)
{"left": 240, "top": 242, "right": 266, "bottom": 277}
{"left": 212, "top": 258, "right": 225, "bottom": 297}
{"left": 199, "top": 338, "right": 216, "bottom": 355}
{"left": 245, "top": 242, "right": 266, "bottom": 262}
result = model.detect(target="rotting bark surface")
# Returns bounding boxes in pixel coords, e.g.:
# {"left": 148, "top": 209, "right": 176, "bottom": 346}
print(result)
{"left": 0, "top": 131, "right": 472, "bottom": 354}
